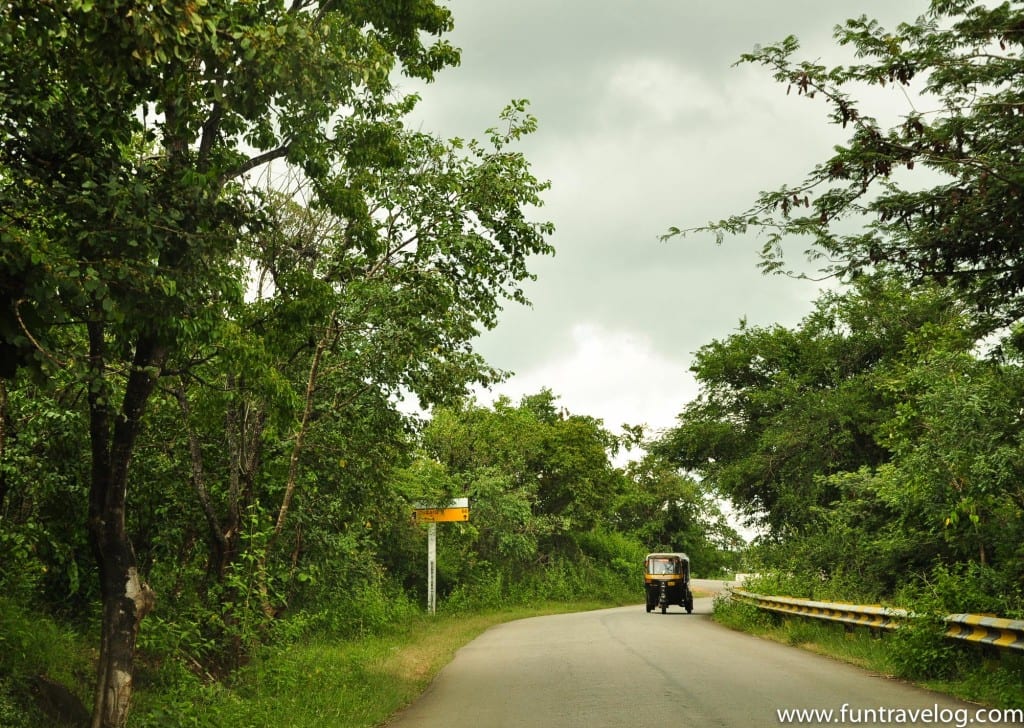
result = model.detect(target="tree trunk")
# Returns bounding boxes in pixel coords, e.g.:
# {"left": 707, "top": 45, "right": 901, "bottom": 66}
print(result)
{"left": 224, "top": 377, "right": 243, "bottom": 576}
{"left": 258, "top": 322, "right": 334, "bottom": 617}
{"left": 176, "top": 378, "right": 265, "bottom": 582}
{"left": 176, "top": 385, "right": 229, "bottom": 579}
{"left": 223, "top": 377, "right": 263, "bottom": 578}
{"left": 90, "top": 552, "right": 156, "bottom": 728}
{"left": 87, "top": 327, "right": 162, "bottom": 728}
{"left": 0, "top": 379, "right": 7, "bottom": 514}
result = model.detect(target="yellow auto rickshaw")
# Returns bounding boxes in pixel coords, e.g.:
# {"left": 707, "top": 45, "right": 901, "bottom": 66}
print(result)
{"left": 644, "top": 552, "right": 694, "bottom": 614}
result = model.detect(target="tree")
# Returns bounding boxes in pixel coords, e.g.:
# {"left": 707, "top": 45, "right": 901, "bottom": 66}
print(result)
{"left": 668, "top": 0, "right": 1024, "bottom": 326}
{"left": 767, "top": 327, "right": 1024, "bottom": 602}
{"left": 0, "top": 2, "right": 462, "bottom": 725}
{"left": 616, "top": 454, "right": 743, "bottom": 575}
{"left": 875, "top": 341, "right": 1024, "bottom": 573}
{"left": 168, "top": 103, "right": 552, "bottom": 621}
{"left": 654, "top": 277, "right": 973, "bottom": 536}
{"left": 421, "top": 392, "right": 628, "bottom": 572}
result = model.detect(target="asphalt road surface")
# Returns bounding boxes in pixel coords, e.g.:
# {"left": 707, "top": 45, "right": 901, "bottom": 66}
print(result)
{"left": 385, "top": 584, "right": 978, "bottom": 728}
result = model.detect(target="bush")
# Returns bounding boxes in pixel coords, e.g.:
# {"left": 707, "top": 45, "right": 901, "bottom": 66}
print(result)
{"left": 712, "top": 592, "right": 779, "bottom": 631}
{"left": 305, "top": 578, "right": 421, "bottom": 639}
{"left": 0, "top": 597, "right": 92, "bottom": 727}
{"left": 889, "top": 612, "right": 961, "bottom": 680}
{"left": 438, "top": 555, "right": 637, "bottom": 614}
{"left": 574, "top": 529, "right": 645, "bottom": 578}
{"left": 0, "top": 677, "right": 36, "bottom": 728}
{"left": 0, "top": 525, "right": 46, "bottom": 605}
{"left": 885, "top": 562, "right": 1024, "bottom": 682}
{"left": 894, "top": 562, "right": 1024, "bottom": 619}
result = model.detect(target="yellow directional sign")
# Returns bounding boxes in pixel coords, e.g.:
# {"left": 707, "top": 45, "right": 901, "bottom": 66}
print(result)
{"left": 413, "top": 497, "right": 470, "bottom": 523}
{"left": 413, "top": 506, "right": 469, "bottom": 523}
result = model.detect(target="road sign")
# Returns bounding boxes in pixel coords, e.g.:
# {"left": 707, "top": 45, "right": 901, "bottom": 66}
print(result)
{"left": 413, "top": 497, "right": 470, "bottom": 523}
{"left": 412, "top": 498, "right": 469, "bottom": 614}
{"left": 413, "top": 506, "right": 469, "bottom": 523}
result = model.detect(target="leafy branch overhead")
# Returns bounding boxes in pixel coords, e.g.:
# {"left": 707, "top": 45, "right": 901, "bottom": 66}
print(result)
{"left": 667, "top": 0, "right": 1024, "bottom": 321}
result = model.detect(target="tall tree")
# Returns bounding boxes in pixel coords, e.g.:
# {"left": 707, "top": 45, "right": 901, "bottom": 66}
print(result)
{"left": 750, "top": 321, "right": 1024, "bottom": 600}
{"left": 616, "top": 454, "right": 743, "bottom": 574}
{"left": 0, "top": 2, "right": 459, "bottom": 726}
{"left": 171, "top": 103, "right": 552, "bottom": 616}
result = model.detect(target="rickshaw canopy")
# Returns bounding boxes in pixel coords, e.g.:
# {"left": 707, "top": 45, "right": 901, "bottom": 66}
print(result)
{"left": 644, "top": 552, "right": 690, "bottom": 576}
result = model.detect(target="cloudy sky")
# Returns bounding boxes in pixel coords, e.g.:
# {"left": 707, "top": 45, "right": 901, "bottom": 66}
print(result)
{"left": 401, "top": 0, "right": 929, "bottom": 443}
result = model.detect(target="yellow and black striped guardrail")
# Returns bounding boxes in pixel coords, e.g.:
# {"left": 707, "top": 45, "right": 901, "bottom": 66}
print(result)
{"left": 944, "top": 613, "right": 1024, "bottom": 651}
{"left": 729, "top": 588, "right": 1024, "bottom": 652}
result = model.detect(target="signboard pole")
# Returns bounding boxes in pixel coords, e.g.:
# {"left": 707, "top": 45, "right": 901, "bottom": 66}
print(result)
{"left": 427, "top": 522, "right": 437, "bottom": 615}
{"left": 412, "top": 498, "right": 468, "bottom": 616}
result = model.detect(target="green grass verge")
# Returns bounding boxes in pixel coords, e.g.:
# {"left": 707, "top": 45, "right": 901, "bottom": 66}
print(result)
{"left": 127, "top": 599, "right": 627, "bottom": 728}
{"left": 2, "top": 595, "right": 635, "bottom": 727}
{"left": 712, "top": 595, "right": 1024, "bottom": 710}
{"left": 0, "top": 597, "right": 94, "bottom": 727}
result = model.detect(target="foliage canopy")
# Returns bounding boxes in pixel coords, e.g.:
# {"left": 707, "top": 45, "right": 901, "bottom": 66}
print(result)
{"left": 669, "top": 0, "right": 1024, "bottom": 323}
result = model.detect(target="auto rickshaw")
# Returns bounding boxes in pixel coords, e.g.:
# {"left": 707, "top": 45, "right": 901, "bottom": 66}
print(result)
{"left": 644, "top": 552, "right": 694, "bottom": 614}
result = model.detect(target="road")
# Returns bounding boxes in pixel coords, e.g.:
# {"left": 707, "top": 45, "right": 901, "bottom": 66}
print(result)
{"left": 385, "top": 584, "right": 978, "bottom": 728}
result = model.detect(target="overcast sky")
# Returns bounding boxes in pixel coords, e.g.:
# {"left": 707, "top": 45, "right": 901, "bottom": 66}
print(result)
{"left": 401, "top": 0, "right": 929, "bottom": 444}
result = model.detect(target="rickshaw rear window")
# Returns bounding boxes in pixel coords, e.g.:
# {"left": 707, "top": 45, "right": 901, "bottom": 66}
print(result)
{"left": 649, "top": 558, "right": 678, "bottom": 574}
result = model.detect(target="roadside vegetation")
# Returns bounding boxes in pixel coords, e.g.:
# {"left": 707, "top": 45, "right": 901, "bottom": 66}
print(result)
{"left": 655, "top": 276, "right": 1024, "bottom": 624}
{"left": 0, "top": 382, "right": 740, "bottom": 727}
{"left": 2, "top": 593, "right": 637, "bottom": 728}
{"left": 713, "top": 585, "right": 1024, "bottom": 711}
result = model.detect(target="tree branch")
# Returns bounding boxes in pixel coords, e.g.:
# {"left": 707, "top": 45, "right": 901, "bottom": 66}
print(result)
{"left": 222, "top": 144, "right": 292, "bottom": 185}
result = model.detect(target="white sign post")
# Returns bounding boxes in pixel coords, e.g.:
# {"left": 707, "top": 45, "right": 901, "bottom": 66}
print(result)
{"left": 413, "top": 498, "right": 469, "bottom": 615}
{"left": 427, "top": 523, "right": 437, "bottom": 615}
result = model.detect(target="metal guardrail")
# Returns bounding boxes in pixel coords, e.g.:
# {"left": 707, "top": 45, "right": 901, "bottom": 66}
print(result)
{"left": 944, "top": 613, "right": 1024, "bottom": 651}
{"left": 729, "top": 588, "right": 1024, "bottom": 652}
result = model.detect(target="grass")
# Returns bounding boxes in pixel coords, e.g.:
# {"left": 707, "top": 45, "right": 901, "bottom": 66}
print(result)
{"left": 712, "top": 595, "right": 1024, "bottom": 711}
{"left": 127, "top": 598, "right": 627, "bottom": 728}
{"left": 0, "top": 597, "right": 94, "bottom": 728}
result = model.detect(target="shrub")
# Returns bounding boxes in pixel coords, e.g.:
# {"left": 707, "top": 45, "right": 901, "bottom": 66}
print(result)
{"left": 894, "top": 562, "right": 1024, "bottom": 619}
{"left": 0, "top": 598, "right": 92, "bottom": 727}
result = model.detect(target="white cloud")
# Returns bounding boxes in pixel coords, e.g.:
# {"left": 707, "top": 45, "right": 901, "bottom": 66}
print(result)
{"left": 604, "top": 58, "right": 722, "bottom": 126}
{"left": 476, "top": 322, "right": 697, "bottom": 438}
